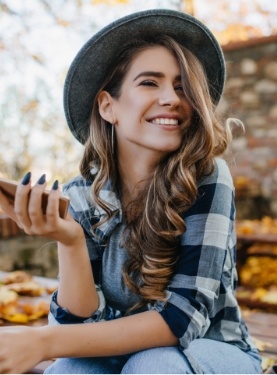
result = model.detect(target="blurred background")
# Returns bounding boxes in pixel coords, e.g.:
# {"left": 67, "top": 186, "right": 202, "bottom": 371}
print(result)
{"left": 1, "top": 2, "right": 277, "bottom": 369}
{"left": 0, "top": 0, "right": 277, "bottom": 202}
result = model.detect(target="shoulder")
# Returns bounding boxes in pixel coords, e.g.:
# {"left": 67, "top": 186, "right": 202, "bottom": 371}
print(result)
{"left": 198, "top": 158, "right": 234, "bottom": 190}
{"left": 183, "top": 158, "right": 235, "bottom": 218}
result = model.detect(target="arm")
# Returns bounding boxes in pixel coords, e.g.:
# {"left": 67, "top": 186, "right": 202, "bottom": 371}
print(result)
{"left": 54, "top": 178, "right": 102, "bottom": 318}
{"left": 0, "top": 310, "right": 178, "bottom": 374}
{"left": 56, "top": 240, "right": 98, "bottom": 317}
{"left": 46, "top": 310, "right": 178, "bottom": 357}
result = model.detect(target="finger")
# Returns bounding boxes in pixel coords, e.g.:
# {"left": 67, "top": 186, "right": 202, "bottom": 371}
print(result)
{"left": 28, "top": 174, "right": 47, "bottom": 229}
{"left": 45, "top": 180, "right": 61, "bottom": 227}
{"left": 14, "top": 172, "right": 32, "bottom": 228}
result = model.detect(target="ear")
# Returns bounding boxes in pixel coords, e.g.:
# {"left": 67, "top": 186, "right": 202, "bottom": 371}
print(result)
{"left": 98, "top": 91, "right": 116, "bottom": 124}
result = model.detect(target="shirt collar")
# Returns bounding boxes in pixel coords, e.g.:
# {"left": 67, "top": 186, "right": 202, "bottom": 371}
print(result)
{"left": 92, "top": 178, "right": 123, "bottom": 241}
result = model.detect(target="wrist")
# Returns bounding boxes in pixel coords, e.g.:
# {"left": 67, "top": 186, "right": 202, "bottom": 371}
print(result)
{"left": 56, "top": 216, "right": 86, "bottom": 248}
{"left": 28, "top": 326, "right": 53, "bottom": 363}
{"left": 58, "top": 231, "right": 86, "bottom": 251}
{"left": 40, "top": 324, "right": 86, "bottom": 360}
{"left": 39, "top": 325, "right": 61, "bottom": 361}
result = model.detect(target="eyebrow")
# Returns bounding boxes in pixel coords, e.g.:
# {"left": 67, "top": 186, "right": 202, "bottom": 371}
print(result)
{"left": 133, "top": 71, "right": 181, "bottom": 82}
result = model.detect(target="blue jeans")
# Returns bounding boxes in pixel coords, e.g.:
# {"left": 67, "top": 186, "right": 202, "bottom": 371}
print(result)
{"left": 45, "top": 338, "right": 262, "bottom": 374}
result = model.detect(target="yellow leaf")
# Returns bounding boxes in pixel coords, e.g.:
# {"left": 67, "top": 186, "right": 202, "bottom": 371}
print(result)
{"left": 3, "top": 313, "right": 29, "bottom": 324}
{"left": 27, "top": 311, "right": 46, "bottom": 321}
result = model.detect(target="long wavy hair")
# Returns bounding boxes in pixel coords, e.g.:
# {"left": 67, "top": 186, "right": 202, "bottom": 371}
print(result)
{"left": 80, "top": 35, "right": 233, "bottom": 311}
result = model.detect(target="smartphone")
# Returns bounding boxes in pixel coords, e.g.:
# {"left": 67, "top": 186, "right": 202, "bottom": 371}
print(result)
{"left": 0, "top": 177, "right": 70, "bottom": 219}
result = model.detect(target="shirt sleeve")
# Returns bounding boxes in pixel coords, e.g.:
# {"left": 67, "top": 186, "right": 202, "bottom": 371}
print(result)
{"left": 48, "top": 285, "right": 106, "bottom": 325}
{"left": 155, "top": 158, "right": 236, "bottom": 349}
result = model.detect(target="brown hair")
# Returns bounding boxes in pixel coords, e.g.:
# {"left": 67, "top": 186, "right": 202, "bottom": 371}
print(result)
{"left": 80, "top": 35, "right": 232, "bottom": 311}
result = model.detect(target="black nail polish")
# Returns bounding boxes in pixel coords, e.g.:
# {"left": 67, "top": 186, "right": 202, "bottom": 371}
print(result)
{"left": 52, "top": 180, "right": 59, "bottom": 190}
{"left": 37, "top": 174, "right": 46, "bottom": 185}
{"left": 22, "top": 172, "right": 31, "bottom": 185}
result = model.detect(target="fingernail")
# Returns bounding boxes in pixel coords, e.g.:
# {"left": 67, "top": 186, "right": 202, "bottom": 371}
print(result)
{"left": 22, "top": 172, "right": 31, "bottom": 185}
{"left": 52, "top": 180, "right": 59, "bottom": 190}
{"left": 37, "top": 174, "right": 46, "bottom": 185}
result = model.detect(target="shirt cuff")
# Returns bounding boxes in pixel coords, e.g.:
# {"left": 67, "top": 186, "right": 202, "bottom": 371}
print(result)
{"left": 49, "top": 285, "right": 106, "bottom": 324}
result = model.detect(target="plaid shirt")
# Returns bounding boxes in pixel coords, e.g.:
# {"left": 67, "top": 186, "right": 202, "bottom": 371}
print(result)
{"left": 49, "top": 158, "right": 257, "bottom": 360}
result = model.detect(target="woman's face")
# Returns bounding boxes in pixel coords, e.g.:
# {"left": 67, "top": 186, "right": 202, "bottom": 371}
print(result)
{"left": 103, "top": 46, "right": 193, "bottom": 160}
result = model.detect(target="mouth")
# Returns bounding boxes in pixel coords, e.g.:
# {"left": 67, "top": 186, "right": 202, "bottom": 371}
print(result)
{"left": 147, "top": 118, "right": 181, "bottom": 126}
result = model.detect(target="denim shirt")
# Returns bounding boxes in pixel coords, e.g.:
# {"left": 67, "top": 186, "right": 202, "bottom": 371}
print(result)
{"left": 49, "top": 158, "right": 258, "bottom": 358}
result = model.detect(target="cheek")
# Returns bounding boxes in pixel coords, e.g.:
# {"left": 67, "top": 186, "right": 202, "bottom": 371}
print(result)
{"left": 117, "top": 95, "right": 149, "bottom": 121}
{"left": 184, "top": 101, "right": 193, "bottom": 116}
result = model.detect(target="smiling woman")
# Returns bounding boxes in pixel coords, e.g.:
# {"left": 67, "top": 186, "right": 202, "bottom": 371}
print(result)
{"left": 0, "top": 9, "right": 262, "bottom": 374}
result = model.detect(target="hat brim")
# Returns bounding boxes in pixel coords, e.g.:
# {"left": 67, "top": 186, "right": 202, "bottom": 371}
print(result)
{"left": 64, "top": 9, "right": 225, "bottom": 144}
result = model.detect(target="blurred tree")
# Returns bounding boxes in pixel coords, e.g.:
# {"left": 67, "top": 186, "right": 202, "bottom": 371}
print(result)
{"left": 192, "top": 0, "right": 276, "bottom": 44}
{"left": 0, "top": 0, "right": 87, "bottom": 182}
{"left": 173, "top": 0, "right": 276, "bottom": 43}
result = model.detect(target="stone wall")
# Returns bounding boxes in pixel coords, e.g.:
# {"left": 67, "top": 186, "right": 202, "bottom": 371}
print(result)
{"left": 221, "top": 35, "right": 277, "bottom": 218}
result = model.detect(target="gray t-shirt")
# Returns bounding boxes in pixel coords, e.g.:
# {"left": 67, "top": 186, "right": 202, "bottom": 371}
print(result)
{"left": 101, "top": 224, "right": 140, "bottom": 311}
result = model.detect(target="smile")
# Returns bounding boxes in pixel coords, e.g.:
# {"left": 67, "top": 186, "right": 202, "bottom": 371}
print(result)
{"left": 149, "top": 118, "right": 180, "bottom": 126}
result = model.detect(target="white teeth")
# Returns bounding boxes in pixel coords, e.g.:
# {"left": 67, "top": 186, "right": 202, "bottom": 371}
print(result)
{"left": 151, "top": 118, "right": 179, "bottom": 125}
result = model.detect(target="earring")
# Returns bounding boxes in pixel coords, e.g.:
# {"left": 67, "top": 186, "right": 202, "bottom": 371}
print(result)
{"left": 111, "top": 125, "right": 115, "bottom": 154}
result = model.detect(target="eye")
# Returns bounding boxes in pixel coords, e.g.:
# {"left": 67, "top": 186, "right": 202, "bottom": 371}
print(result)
{"left": 140, "top": 80, "right": 157, "bottom": 87}
{"left": 175, "top": 85, "right": 183, "bottom": 92}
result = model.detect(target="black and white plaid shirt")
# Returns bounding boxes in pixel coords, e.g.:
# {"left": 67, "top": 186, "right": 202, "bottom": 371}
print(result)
{"left": 49, "top": 158, "right": 258, "bottom": 358}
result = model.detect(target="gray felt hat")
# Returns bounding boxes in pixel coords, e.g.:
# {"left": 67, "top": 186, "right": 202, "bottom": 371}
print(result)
{"left": 64, "top": 9, "right": 226, "bottom": 144}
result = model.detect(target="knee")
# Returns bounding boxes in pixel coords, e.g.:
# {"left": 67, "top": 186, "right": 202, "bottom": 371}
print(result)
{"left": 44, "top": 358, "right": 96, "bottom": 374}
{"left": 44, "top": 359, "right": 73, "bottom": 374}
{"left": 121, "top": 347, "right": 193, "bottom": 374}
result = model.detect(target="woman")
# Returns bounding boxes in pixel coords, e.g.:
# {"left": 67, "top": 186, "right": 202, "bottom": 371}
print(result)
{"left": 0, "top": 9, "right": 262, "bottom": 374}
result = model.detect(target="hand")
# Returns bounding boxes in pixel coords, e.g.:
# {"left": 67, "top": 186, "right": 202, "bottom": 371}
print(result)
{"left": 0, "top": 172, "right": 84, "bottom": 247}
{"left": 0, "top": 326, "right": 44, "bottom": 374}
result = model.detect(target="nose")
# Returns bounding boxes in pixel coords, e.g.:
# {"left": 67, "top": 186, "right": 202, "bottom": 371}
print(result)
{"left": 158, "top": 85, "right": 181, "bottom": 107}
